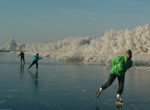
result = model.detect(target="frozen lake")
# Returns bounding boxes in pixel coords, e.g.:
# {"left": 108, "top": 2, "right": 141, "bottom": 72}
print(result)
{"left": 0, "top": 52, "right": 150, "bottom": 110}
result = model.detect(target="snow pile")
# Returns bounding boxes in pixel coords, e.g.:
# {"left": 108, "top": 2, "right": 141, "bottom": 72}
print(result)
{"left": 0, "top": 39, "right": 25, "bottom": 51}
{"left": 1, "top": 24, "right": 150, "bottom": 65}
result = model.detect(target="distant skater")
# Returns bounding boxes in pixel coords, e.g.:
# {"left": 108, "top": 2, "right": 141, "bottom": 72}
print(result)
{"left": 18, "top": 51, "right": 25, "bottom": 64}
{"left": 28, "top": 53, "right": 42, "bottom": 70}
{"left": 96, "top": 49, "right": 133, "bottom": 104}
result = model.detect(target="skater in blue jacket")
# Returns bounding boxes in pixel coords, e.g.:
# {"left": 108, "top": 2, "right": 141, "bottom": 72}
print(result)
{"left": 28, "top": 53, "right": 42, "bottom": 69}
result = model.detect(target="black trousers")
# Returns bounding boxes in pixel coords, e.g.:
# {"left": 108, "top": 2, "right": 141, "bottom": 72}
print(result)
{"left": 21, "top": 56, "right": 25, "bottom": 63}
{"left": 101, "top": 74, "right": 125, "bottom": 95}
{"left": 28, "top": 61, "right": 38, "bottom": 69}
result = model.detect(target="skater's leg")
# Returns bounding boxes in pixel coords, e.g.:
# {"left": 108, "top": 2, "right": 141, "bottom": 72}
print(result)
{"left": 28, "top": 61, "right": 35, "bottom": 69}
{"left": 116, "top": 75, "right": 125, "bottom": 103}
{"left": 22, "top": 56, "right": 25, "bottom": 64}
{"left": 101, "top": 74, "right": 116, "bottom": 90}
{"left": 96, "top": 74, "right": 116, "bottom": 98}
{"left": 36, "top": 62, "right": 38, "bottom": 69}
{"left": 117, "top": 75, "right": 125, "bottom": 95}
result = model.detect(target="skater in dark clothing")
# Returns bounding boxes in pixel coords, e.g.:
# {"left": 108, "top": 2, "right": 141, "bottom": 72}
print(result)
{"left": 18, "top": 51, "right": 25, "bottom": 64}
{"left": 96, "top": 49, "right": 133, "bottom": 104}
{"left": 28, "top": 53, "right": 42, "bottom": 70}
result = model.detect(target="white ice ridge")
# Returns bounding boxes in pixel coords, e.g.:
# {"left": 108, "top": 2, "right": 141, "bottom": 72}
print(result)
{"left": 1, "top": 24, "right": 150, "bottom": 65}
{"left": 0, "top": 38, "right": 25, "bottom": 51}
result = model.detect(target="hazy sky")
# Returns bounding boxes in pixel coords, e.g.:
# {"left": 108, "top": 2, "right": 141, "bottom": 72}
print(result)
{"left": 0, "top": 0, "right": 150, "bottom": 45}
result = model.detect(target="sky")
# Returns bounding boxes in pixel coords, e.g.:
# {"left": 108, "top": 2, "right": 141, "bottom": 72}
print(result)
{"left": 0, "top": 0, "right": 150, "bottom": 45}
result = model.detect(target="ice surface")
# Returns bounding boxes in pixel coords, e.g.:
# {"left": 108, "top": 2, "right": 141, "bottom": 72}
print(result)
{"left": 0, "top": 100, "right": 6, "bottom": 104}
{"left": 0, "top": 53, "right": 149, "bottom": 110}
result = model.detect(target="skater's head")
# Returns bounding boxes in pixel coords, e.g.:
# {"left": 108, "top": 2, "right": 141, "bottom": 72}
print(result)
{"left": 36, "top": 53, "right": 39, "bottom": 56}
{"left": 125, "top": 49, "right": 132, "bottom": 60}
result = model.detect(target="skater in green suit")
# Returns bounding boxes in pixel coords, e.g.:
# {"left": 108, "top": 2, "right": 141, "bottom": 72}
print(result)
{"left": 96, "top": 49, "right": 133, "bottom": 104}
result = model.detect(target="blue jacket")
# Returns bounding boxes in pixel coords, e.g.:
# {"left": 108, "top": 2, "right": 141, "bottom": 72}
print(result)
{"left": 33, "top": 56, "right": 41, "bottom": 62}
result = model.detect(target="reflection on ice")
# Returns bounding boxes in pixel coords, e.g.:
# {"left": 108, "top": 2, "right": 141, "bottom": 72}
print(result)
{"left": 20, "top": 63, "right": 25, "bottom": 73}
{"left": 19, "top": 63, "right": 25, "bottom": 79}
{"left": 81, "top": 89, "right": 87, "bottom": 92}
{"left": 6, "top": 95, "right": 14, "bottom": 98}
{"left": 8, "top": 90, "right": 17, "bottom": 92}
{"left": 28, "top": 70, "right": 39, "bottom": 90}
{"left": 0, "top": 100, "right": 6, "bottom": 104}
{"left": 28, "top": 70, "right": 38, "bottom": 79}
{"left": 96, "top": 106, "right": 101, "bottom": 110}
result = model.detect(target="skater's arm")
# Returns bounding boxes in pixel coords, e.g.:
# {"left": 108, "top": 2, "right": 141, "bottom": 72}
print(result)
{"left": 127, "top": 60, "right": 133, "bottom": 69}
{"left": 38, "top": 56, "right": 42, "bottom": 60}
{"left": 18, "top": 53, "right": 20, "bottom": 57}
